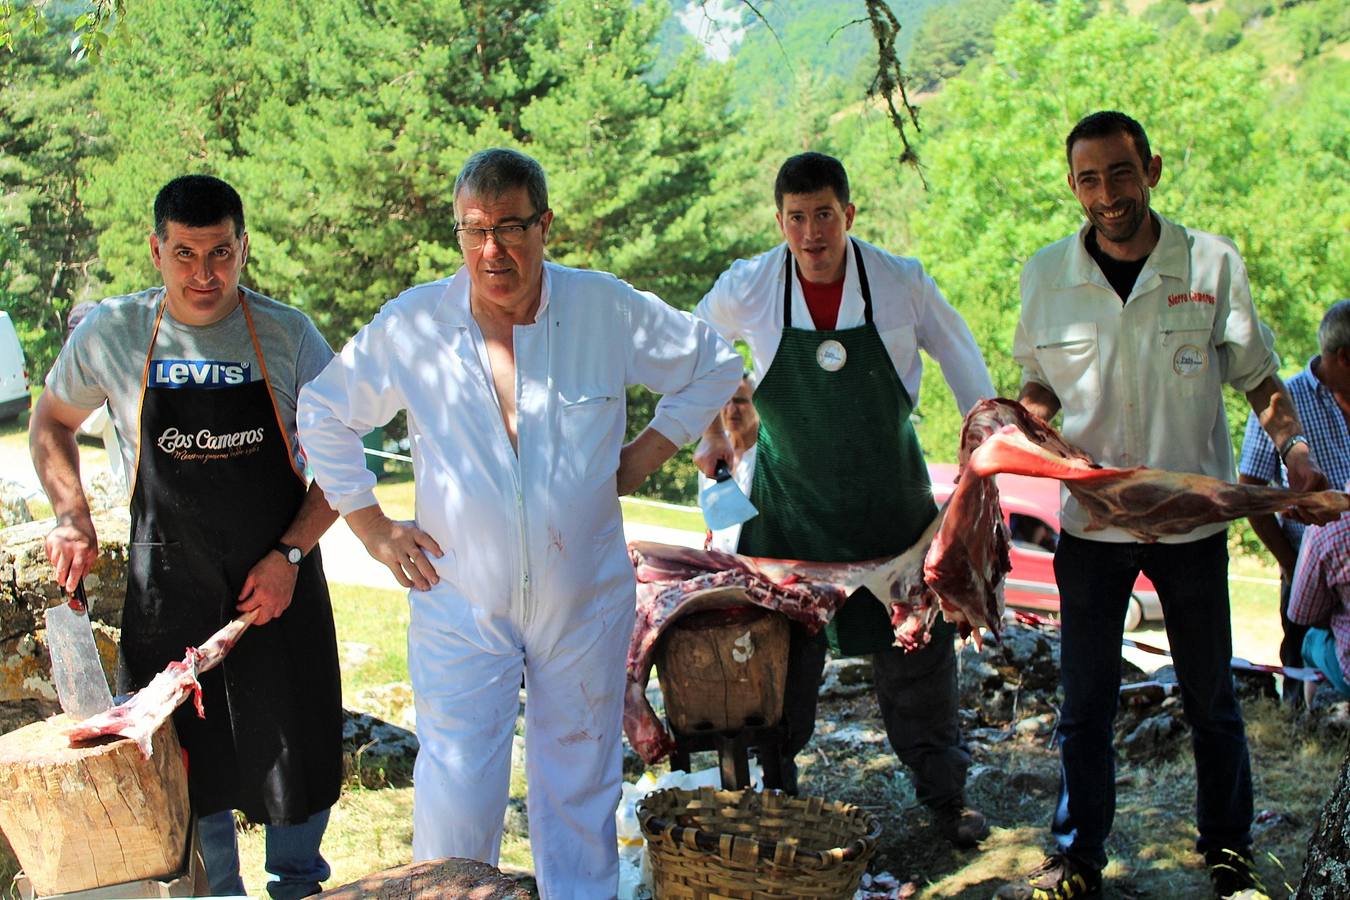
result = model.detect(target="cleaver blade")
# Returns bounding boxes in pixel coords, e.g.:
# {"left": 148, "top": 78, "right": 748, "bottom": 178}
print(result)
{"left": 699, "top": 459, "right": 759, "bottom": 532}
{"left": 44, "top": 583, "right": 113, "bottom": 721}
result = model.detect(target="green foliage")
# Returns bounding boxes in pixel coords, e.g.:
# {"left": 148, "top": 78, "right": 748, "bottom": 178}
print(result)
{"left": 0, "top": 11, "right": 105, "bottom": 374}
{"left": 906, "top": 0, "right": 1012, "bottom": 90}
{"left": 1205, "top": 6, "right": 1245, "bottom": 51}
{"left": 1, "top": 0, "right": 125, "bottom": 57}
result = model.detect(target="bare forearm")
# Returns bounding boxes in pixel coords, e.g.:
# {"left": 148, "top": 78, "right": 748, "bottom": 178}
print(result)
{"left": 1246, "top": 375, "right": 1304, "bottom": 450}
{"left": 1244, "top": 509, "right": 1297, "bottom": 573}
{"left": 618, "top": 426, "right": 680, "bottom": 496}
{"left": 29, "top": 396, "right": 91, "bottom": 522}
{"left": 278, "top": 481, "right": 340, "bottom": 554}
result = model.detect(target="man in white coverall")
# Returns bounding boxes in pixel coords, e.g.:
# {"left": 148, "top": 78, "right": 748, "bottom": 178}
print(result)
{"left": 297, "top": 148, "right": 741, "bottom": 896}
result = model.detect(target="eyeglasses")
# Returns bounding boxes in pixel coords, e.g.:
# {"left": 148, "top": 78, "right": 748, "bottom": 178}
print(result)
{"left": 454, "top": 211, "right": 547, "bottom": 250}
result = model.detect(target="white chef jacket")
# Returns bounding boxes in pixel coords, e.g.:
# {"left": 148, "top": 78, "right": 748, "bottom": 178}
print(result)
{"left": 1014, "top": 213, "right": 1278, "bottom": 543}
{"left": 299, "top": 262, "right": 742, "bottom": 637}
{"left": 693, "top": 238, "right": 994, "bottom": 415}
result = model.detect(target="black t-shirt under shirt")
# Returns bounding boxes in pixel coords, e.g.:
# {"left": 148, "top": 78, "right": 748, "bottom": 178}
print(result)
{"left": 1085, "top": 228, "right": 1148, "bottom": 303}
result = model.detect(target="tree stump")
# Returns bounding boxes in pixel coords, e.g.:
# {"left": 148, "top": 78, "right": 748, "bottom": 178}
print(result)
{"left": 655, "top": 605, "right": 789, "bottom": 733}
{"left": 317, "top": 858, "right": 531, "bottom": 898}
{"left": 1296, "top": 742, "right": 1350, "bottom": 898}
{"left": 0, "top": 715, "right": 190, "bottom": 895}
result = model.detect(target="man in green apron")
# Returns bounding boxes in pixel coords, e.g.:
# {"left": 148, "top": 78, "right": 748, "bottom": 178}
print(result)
{"left": 31, "top": 175, "right": 343, "bottom": 896}
{"left": 694, "top": 152, "right": 994, "bottom": 847}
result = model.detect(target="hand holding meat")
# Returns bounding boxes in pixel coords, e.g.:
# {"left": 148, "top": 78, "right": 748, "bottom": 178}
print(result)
{"left": 44, "top": 512, "right": 98, "bottom": 595}
{"left": 346, "top": 506, "right": 442, "bottom": 590}
{"left": 235, "top": 550, "right": 300, "bottom": 625}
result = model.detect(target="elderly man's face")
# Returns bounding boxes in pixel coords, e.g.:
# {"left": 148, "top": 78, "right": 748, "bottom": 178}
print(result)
{"left": 720, "top": 380, "right": 758, "bottom": 444}
{"left": 455, "top": 186, "right": 553, "bottom": 317}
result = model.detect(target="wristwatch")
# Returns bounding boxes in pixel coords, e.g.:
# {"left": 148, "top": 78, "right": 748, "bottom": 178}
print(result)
{"left": 274, "top": 542, "right": 304, "bottom": 565}
{"left": 1279, "top": 434, "right": 1309, "bottom": 462}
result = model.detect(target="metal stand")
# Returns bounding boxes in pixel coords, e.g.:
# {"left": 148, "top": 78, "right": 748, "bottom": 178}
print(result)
{"left": 668, "top": 720, "right": 786, "bottom": 790}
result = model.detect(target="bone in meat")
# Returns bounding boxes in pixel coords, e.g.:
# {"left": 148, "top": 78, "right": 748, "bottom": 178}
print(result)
{"left": 64, "top": 611, "right": 258, "bottom": 757}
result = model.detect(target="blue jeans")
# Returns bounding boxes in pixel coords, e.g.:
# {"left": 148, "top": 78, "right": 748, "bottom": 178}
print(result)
{"left": 198, "top": 808, "right": 332, "bottom": 898}
{"left": 1302, "top": 628, "right": 1350, "bottom": 696}
{"left": 1052, "top": 532, "right": 1252, "bottom": 868}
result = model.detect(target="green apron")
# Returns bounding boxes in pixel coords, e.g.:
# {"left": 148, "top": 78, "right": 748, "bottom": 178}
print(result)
{"left": 736, "top": 240, "right": 944, "bottom": 656}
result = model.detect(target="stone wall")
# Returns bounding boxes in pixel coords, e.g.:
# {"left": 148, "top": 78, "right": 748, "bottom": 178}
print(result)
{"left": 0, "top": 508, "right": 129, "bottom": 704}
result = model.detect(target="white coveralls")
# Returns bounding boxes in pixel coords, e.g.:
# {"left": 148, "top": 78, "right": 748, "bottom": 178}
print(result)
{"left": 298, "top": 263, "right": 741, "bottom": 897}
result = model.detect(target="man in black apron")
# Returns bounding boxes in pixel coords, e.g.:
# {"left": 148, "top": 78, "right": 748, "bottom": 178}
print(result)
{"left": 694, "top": 153, "right": 995, "bottom": 847}
{"left": 31, "top": 175, "right": 343, "bottom": 897}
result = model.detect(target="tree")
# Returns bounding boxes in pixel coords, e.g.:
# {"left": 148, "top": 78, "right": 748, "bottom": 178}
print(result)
{"left": 0, "top": 14, "right": 104, "bottom": 374}
{"left": 1297, "top": 738, "right": 1350, "bottom": 897}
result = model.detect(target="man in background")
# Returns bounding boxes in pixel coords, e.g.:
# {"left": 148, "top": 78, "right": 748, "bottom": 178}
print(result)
{"left": 1239, "top": 299, "right": 1350, "bottom": 703}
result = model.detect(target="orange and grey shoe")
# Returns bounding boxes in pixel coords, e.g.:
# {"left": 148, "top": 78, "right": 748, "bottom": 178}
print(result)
{"left": 993, "top": 853, "right": 1103, "bottom": 899}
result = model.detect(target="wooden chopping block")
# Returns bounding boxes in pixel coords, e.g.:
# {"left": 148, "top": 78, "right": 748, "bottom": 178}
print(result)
{"left": 655, "top": 604, "right": 789, "bottom": 733}
{"left": 0, "top": 714, "right": 190, "bottom": 896}
{"left": 317, "top": 858, "right": 531, "bottom": 898}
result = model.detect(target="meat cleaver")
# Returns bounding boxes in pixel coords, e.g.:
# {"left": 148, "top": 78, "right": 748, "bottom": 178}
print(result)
{"left": 45, "top": 580, "right": 114, "bottom": 721}
{"left": 699, "top": 459, "right": 759, "bottom": 532}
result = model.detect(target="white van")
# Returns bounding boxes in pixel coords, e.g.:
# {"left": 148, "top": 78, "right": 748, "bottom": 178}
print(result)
{"left": 0, "top": 311, "right": 31, "bottom": 422}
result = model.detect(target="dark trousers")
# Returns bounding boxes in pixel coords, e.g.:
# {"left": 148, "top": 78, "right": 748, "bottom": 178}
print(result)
{"left": 781, "top": 620, "right": 970, "bottom": 809}
{"left": 1052, "top": 532, "right": 1253, "bottom": 868}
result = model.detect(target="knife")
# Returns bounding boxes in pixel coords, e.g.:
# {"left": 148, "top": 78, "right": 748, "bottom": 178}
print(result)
{"left": 44, "top": 579, "right": 114, "bottom": 721}
{"left": 699, "top": 459, "right": 759, "bottom": 532}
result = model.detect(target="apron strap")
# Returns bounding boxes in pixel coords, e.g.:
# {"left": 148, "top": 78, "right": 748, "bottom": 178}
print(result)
{"left": 240, "top": 299, "right": 304, "bottom": 480}
{"left": 780, "top": 240, "right": 874, "bottom": 328}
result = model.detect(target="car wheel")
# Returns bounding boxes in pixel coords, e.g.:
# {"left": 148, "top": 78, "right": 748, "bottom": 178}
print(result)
{"left": 1123, "top": 595, "right": 1144, "bottom": 632}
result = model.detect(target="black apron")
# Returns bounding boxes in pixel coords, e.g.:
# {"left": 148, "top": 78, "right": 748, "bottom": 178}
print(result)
{"left": 736, "top": 240, "right": 948, "bottom": 655}
{"left": 122, "top": 296, "right": 342, "bottom": 824}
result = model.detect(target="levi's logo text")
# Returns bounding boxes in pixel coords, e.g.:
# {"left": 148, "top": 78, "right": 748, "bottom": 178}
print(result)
{"left": 156, "top": 426, "right": 266, "bottom": 462}
{"left": 149, "top": 359, "right": 251, "bottom": 389}
{"left": 1167, "top": 291, "right": 1216, "bottom": 307}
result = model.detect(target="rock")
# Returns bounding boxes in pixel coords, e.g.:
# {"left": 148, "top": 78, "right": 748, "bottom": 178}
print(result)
{"left": 317, "top": 857, "right": 531, "bottom": 898}
{"left": 819, "top": 657, "right": 872, "bottom": 698}
{"left": 1121, "top": 712, "right": 1186, "bottom": 760}
{"left": 0, "top": 481, "right": 32, "bottom": 528}
{"left": 1007, "top": 769, "right": 1058, "bottom": 796}
{"left": 343, "top": 709, "right": 418, "bottom": 784}
{"left": 353, "top": 681, "right": 416, "bottom": 731}
{"left": 1014, "top": 712, "right": 1056, "bottom": 737}
{"left": 0, "top": 509, "right": 128, "bottom": 704}
{"left": 0, "top": 698, "right": 60, "bottom": 735}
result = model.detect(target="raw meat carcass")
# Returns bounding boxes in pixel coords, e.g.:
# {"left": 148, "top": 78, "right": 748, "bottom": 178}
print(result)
{"left": 922, "top": 399, "right": 1350, "bottom": 638}
{"left": 958, "top": 398, "right": 1350, "bottom": 539}
{"left": 64, "top": 611, "right": 258, "bottom": 757}
{"left": 625, "top": 533, "right": 942, "bottom": 764}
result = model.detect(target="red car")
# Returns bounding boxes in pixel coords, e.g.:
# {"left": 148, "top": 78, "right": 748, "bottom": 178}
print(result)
{"left": 928, "top": 463, "right": 1162, "bottom": 631}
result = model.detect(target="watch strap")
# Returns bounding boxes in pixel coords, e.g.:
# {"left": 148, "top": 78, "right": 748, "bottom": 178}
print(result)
{"left": 1279, "top": 434, "right": 1309, "bottom": 463}
{"left": 274, "top": 542, "right": 304, "bottom": 565}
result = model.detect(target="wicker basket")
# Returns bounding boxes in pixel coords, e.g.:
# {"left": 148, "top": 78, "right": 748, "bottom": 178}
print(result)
{"left": 636, "top": 787, "right": 880, "bottom": 899}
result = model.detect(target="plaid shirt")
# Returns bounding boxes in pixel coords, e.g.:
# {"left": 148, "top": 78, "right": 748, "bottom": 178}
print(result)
{"left": 1290, "top": 517, "right": 1350, "bottom": 682}
{"left": 1238, "top": 357, "right": 1350, "bottom": 545}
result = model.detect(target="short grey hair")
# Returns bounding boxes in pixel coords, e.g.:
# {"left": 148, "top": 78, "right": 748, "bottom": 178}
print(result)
{"left": 454, "top": 148, "right": 549, "bottom": 216}
{"left": 1318, "top": 300, "right": 1350, "bottom": 356}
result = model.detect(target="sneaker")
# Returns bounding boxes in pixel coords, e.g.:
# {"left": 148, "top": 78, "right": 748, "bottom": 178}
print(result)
{"left": 1206, "top": 847, "right": 1266, "bottom": 898}
{"left": 994, "top": 854, "right": 1102, "bottom": 900}
{"left": 935, "top": 804, "right": 990, "bottom": 848}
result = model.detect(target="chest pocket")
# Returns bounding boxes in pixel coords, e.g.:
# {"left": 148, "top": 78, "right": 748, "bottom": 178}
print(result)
{"left": 1034, "top": 323, "right": 1101, "bottom": 408}
{"left": 560, "top": 392, "right": 623, "bottom": 483}
{"left": 1159, "top": 327, "right": 1214, "bottom": 397}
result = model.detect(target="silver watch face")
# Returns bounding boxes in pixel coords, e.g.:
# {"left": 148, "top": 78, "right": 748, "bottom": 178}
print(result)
{"left": 285, "top": 547, "right": 303, "bottom": 564}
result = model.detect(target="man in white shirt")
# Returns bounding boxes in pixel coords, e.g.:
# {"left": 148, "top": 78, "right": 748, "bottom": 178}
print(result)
{"left": 297, "top": 149, "right": 741, "bottom": 898}
{"left": 694, "top": 152, "right": 994, "bottom": 847}
{"left": 1000, "top": 110, "right": 1330, "bottom": 900}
